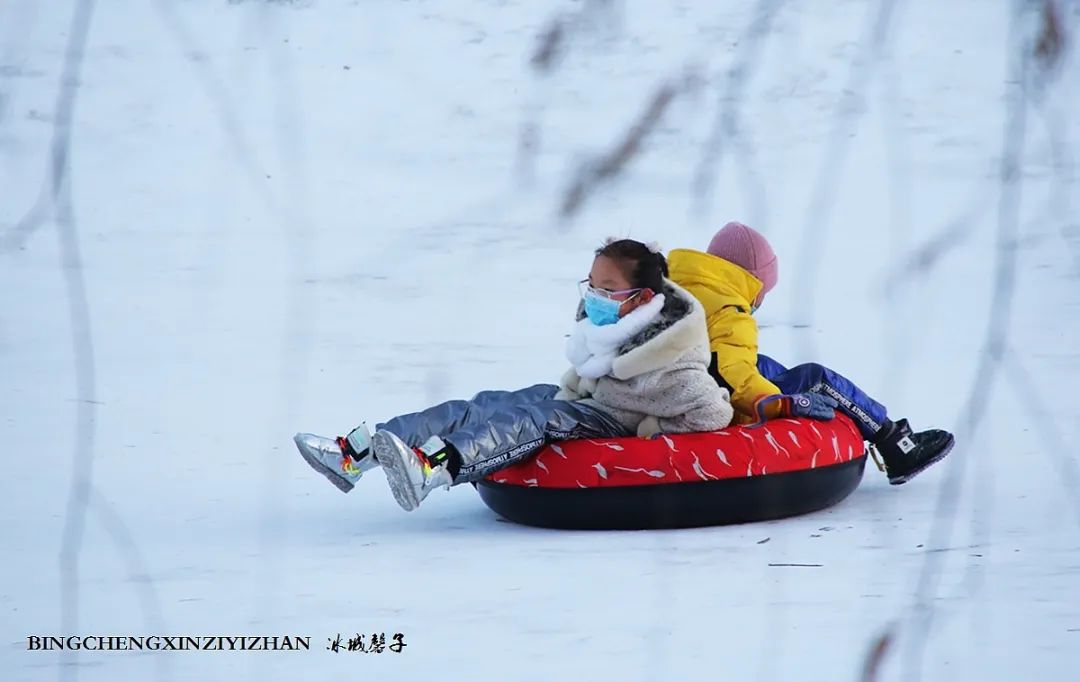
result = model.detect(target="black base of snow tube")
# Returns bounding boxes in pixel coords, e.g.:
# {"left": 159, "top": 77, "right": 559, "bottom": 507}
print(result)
{"left": 476, "top": 457, "right": 866, "bottom": 530}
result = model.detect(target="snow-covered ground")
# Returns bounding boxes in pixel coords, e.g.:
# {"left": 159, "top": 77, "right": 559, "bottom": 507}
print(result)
{"left": 2, "top": 1, "right": 1078, "bottom": 680}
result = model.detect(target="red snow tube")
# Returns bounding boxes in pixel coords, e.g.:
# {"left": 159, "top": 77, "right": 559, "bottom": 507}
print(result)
{"left": 477, "top": 415, "right": 867, "bottom": 530}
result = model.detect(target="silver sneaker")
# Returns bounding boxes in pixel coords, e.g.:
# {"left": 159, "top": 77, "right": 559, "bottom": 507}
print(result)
{"left": 293, "top": 431, "right": 379, "bottom": 493}
{"left": 371, "top": 431, "right": 454, "bottom": 511}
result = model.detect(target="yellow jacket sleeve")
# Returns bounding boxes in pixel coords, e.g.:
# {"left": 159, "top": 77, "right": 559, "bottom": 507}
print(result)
{"left": 708, "top": 307, "right": 784, "bottom": 421}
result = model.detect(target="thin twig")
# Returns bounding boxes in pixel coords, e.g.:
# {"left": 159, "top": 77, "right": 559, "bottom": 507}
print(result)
{"left": 898, "top": 4, "right": 1030, "bottom": 680}
{"left": 249, "top": 9, "right": 315, "bottom": 679}
{"left": 53, "top": 3, "right": 99, "bottom": 682}
{"left": 878, "top": 217, "right": 975, "bottom": 295}
{"left": 692, "top": 0, "right": 785, "bottom": 219}
{"left": 88, "top": 487, "right": 171, "bottom": 682}
{"left": 791, "top": 0, "right": 899, "bottom": 360}
{"left": 530, "top": 17, "right": 566, "bottom": 74}
{"left": 1003, "top": 354, "right": 1080, "bottom": 527}
{"left": 151, "top": 0, "right": 282, "bottom": 218}
{"left": 858, "top": 627, "right": 895, "bottom": 682}
{"left": 521, "top": 2, "right": 623, "bottom": 185}
{"left": 559, "top": 70, "right": 698, "bottom": 219}
{"left": 1035, "top": 0, "right": 1066, "bottom": 71}
{"left": 530, "top": 0, "right": 621, "bottom": 75}
{"left": 0, "top": 0, "right": 97, "bottom": 253}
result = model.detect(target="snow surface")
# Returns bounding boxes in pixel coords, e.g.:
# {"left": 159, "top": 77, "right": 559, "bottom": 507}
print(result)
{"left": 2, "top": 1, "right": 1079, "bottom": 680}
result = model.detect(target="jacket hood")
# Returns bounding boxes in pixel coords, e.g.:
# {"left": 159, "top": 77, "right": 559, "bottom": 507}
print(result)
{"left": 667, "top": 248, "right": 762, "bottom": 315}
{"left": 609, "top": 280, "right": 709, "bottom": 381}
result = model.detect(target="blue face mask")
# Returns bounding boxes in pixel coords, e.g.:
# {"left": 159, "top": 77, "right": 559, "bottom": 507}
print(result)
{"left": 584, "top": 292, "right": 622, "bottom": 326}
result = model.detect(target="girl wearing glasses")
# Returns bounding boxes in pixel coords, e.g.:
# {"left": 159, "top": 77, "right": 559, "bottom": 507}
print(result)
{"left": 294, "top": 238, "right": 733, "bottom": 511}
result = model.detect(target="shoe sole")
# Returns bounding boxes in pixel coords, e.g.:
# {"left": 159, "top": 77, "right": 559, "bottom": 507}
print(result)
{"left": 373, "top": 431, "right": 419, "bottom": 511}
{"left": 294, "top": 435, "right": 355, "bottom": 493}
{"left": 888, "top": 435, "right": 955, "bottom": 485}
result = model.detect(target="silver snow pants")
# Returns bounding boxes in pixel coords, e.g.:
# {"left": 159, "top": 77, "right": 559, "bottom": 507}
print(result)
{"left": 376, "top": 383, "right": 628, "bottom": 483}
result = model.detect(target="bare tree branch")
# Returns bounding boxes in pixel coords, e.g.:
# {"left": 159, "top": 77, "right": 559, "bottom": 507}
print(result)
{"left": 151, "top": 0, "right": 284, "bottom": 219}
{"left": 1003, "top": 355, "right": 1080, "bottom": 526}
{"left": 878, "top": 216, "right": 975, "bottom": 294}
{"left": 692, "top": 0, "right": 785, "bottom": 219}
{"left": 247, "top": 9, "right": 317, "bottom": 677}
{"left": 529, "top": 0, "right": 621, "bottom": 75}
{"left": 0, "top": 0, "right": 96, "bottom": 253}
{"left": 858, "top": 627, "right": 896, "bottom": 682}
{"left": 790, "top": 0, "right": 898, "bottom": 358}
{"left": 1035, "top": 0, "right": 1066, "bottom": 71}
{"left": 898, "top": 4, "right": 1032, "bottom": 679}
{"left": 52, "top": 3, "right": 99, "bottom": 682}
{"left": 88, "top": 487, "right": 172, "bottom": 682}
{"left": 559, "top": 70, "right": 699, "bottom": 219}
{"left": 530, "top": 16, "right": 567, "bottom": 74}
{"left": 520, "top": 2, "right": 623, "bottom": 185}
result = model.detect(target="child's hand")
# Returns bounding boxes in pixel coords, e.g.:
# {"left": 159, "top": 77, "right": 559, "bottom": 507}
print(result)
{"left": 636, "top": 416, "right": 663, "bottom": 439}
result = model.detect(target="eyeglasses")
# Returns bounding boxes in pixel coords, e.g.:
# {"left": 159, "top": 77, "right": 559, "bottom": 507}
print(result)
{"left": 578, "top": 278, "right": 642, "bottom": 301}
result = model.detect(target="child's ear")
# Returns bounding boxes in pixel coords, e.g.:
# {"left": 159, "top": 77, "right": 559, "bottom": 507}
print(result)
{"left": 639, "top": 289, "right": 655, "bottom": 303}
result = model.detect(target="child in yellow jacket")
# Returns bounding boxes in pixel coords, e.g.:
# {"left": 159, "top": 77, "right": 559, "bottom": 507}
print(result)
{"left": 668, "top": 222, "right": 954, "bottom": 485}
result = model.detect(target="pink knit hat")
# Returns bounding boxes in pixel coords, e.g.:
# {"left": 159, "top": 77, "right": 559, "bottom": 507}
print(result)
{"left": 706, "top": 221, "right": 778, "bottom": 304}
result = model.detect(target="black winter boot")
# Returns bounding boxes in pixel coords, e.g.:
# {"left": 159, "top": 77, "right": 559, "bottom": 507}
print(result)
{"left": 872, "top": 418, "right": 955, "bottom": 485}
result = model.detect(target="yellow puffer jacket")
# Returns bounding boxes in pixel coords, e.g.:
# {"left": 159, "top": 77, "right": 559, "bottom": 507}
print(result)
{"left": 667, "top": 248, "right": 782, "bottom": 423}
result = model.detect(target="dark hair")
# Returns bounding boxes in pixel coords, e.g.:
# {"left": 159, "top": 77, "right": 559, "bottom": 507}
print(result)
{"left": 595, "top": 239, "right": 668, "bottom": 292}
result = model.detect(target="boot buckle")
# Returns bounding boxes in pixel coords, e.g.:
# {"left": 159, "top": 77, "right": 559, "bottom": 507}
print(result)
{"left": 867, "top": 444, "right": 887, "bottom": 473}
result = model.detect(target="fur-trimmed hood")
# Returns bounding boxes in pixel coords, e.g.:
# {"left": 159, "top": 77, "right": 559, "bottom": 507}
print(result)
{"left": 571, "top": 279, "right": 710, "bottom": 381}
